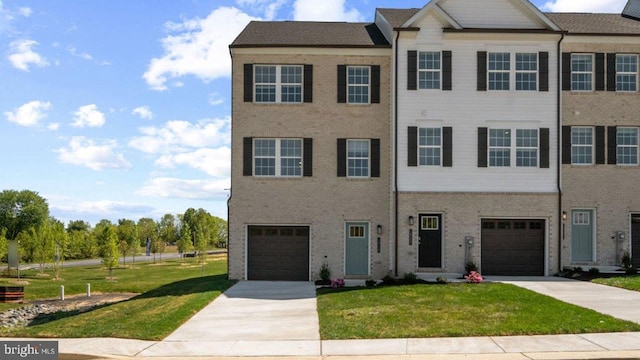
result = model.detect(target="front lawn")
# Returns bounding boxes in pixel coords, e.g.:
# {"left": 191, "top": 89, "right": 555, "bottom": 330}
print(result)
{"left": 317, "top": 283, "right": 640, "bottom": 339}
{"left": 593, "top": 275, "right": 640, "bottom": 291}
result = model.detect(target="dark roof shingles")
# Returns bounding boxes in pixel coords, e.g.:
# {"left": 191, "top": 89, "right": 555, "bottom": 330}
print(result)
{"left": 546, "top": 13, "right": 640, "bottom": 35}
{"left": 376, "top": 8, "right": 420, "bottom": 28}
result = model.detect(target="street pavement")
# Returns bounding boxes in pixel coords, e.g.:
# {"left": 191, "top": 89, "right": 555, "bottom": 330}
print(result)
{"left": 5, "top": 277, "right": 640, "bottom": 359}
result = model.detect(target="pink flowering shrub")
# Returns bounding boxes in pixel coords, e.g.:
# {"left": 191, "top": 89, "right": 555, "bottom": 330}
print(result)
{"left": 330, "top": 278, "right": 345, "bottom": 288}
{"left": 464, "top": 271, "right": 483, "bottom": 283}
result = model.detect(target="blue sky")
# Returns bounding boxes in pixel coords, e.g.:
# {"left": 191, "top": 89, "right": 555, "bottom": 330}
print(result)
{"left": 0, "top": 0, "right": 628, "bottom": 226}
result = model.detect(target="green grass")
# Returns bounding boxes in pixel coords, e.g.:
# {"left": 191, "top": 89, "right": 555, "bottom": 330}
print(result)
{"left": 593, "top": 275, "right": 640, "bottom": 291}
{"left": 317, "top": 283, "right": 640, "bottom": 339}
{"left": 0, "top": 256, "right": 235, "bottom": 340}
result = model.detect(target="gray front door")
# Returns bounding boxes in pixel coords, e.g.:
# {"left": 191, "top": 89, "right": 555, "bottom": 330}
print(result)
{"left": 418, "top": 214, "right": 442, "bottom": 268}
{"left": 345, "top": 222, "right": 369, "bottom": 276}
{"left": 571, "top": 210, "right": 594, "bottom": 262}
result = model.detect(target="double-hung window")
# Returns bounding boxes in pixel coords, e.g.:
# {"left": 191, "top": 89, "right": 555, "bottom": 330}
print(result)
{"left": 488, "top": 53, "right": 510, "bottom": 90}
{"left": 571, "top": 127, "right": 594, "bottom": 165}
{"left": 489, "top": 129, "right": 511, "bottom": 166}
{"left": 616, "top": 54, "right": 638, "bottom": 92}
{"left": 516, "top": 129, "right": 539, "bottom": 167}
{"left": 347, "top": 66, "right": 370, "bottom": 104}
{"left": 488, "top": 129, "right": 539, "bottom": 167}
{"left": 617, "top": 127, "right": 639, "bottom": 165}
{"left": 347, "top": 139, "right": 370, "bottom": 177}
{"left": 254, "top": 65, "right": 303, "bottom": 103}
{"left": 571, "top": 54, "right": 593, "bottom": 91}
{"left": 253, "top": 138, "right": 302, "bottom": 177}
{"left": 418, "top": 128, "right": 441, "bottom": 166}
{"left": 418, "top": 52, "right": 441, "bottom": 89}
{"left": 515, "top": 53, "right": 538, "bottom": 91}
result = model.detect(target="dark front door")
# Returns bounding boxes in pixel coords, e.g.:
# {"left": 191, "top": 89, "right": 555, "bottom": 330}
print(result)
{"left": 418, "top": 214, "right": 442, "bottom": 268}
{"left": 632, "top": 215, "right": 640, "bottom": 267}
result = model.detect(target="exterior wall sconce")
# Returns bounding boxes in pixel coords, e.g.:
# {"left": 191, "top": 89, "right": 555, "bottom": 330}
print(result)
{"left": 562, "top": 211, "right": 567, "bottom": 221}
{"left": 377, "top": 225, "right": 383, "bottom": 235}
{"left": 408, "top": 216, "right": 415, "bottom": 226}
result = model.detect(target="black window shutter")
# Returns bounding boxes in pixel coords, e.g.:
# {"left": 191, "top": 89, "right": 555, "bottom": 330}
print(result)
{"left": 595, "top": 126, "right": 606, "bottom": 164}
{"left": 540, "top": 128, "right": 550, "bottom": 168}
{"left": 304, "top": 65, "right": 313, "bottom": 103}
{"left": 337, "top": 139, "right": 347, "bottom": 177}
{"left": 595, "top": 53, "right": 605, "bottom": 91}
{"left": 442, "top": 51, "right": 452, "bottom": 91}
{"left": 243, "top": 137, "right": 253, "bottom": 176}
{"left": 371, "top": 139, "right": 380, "bottom": 177}
{"left": 244, "top": 64, "right": 253, "bottom": 102}
{"left": 608, "top": 126, "right": 617, "bottom": 165}
{"left": 607, "top": 53, "right": 617, "bottom": 92}
{"left": 443, "top": 127, "right": 453, "bottom": 167}
{"left": 477, "top": 51, "right": 487, "bottom": 91}
{"left": 562, "top": 126, "right": 571, "bottom": 164}
{"left": 478, "top": 127, "right": 488, "bottom": 167}
{"left": 303, "top": 138, "right": 313, "bottom": 177}
{"left": 539, "top": 52, "right": 549, "bottom": 92}
{"left": 407, "top": 51, "right": 417, "bottom": 90}
{"left": 562, "top": 53, "right": 572, "bottom": 91}
{"left": 371, "top": 65, "right": 381, "bottom": 104}
{"left": 337, "top": 65, "right": 347, "bottom": 103}
{"left": 408, "top": 126, "right": 418, "bottom": 167}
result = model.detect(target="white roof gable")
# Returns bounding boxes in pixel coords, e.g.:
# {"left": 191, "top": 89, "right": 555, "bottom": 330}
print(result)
{"left": 403, "top": 0, "right": 561, "bottom": 31}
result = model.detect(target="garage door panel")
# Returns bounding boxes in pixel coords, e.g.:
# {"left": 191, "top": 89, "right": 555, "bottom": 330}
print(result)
{"left": 481, "top": 219, "right": 545, "bottom": 276}
{"left": 247, "top": 226, "right": 309, "bottom": 281}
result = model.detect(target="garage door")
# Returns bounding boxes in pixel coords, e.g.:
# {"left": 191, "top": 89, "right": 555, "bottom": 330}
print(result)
{"left": 247, "top": 226, "right": 309, "bottom": 281}
{"left": 481, "top": 219, "right": 545, "bottom": 276}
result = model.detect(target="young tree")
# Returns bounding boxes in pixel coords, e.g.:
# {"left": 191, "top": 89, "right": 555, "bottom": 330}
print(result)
{"left": 51, "top": 218, "right": 67, "bottom": 273}
{"left": 194, "top": 224, "right": 207, "bottom": 274}
{"left": 177, "top": 221, "right": 192, "bottom": 261}
{"left": 117, "top": 219, "right": 137, "bottom": 266}
{"left": 0, "top": 228, "right": 7, "bottom": 265}
{"left": 137, "top": 217, "right": 158, "bottom": 262}
{"left": 100, "top": 225, "right": 119, "bottom": 279}
{"left": 158, "top": 213, "right": 177, "bottom": 261}
{"left": 33, "top": 221, "right": 55, "bottom": 273}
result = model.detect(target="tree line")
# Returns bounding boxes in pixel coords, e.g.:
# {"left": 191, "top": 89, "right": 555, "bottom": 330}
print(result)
{"left": 0, "top": 189, "right": 227, "bottom": 271}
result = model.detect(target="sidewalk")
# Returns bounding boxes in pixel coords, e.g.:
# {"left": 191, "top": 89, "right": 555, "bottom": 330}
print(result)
{"left": 4, "top": 278, "right": 640, "bottom": 359}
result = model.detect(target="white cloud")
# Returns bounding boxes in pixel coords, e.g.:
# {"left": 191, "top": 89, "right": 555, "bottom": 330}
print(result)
{"left": 143, "top": 7, "right": 258, "bottom": 91}
{"left": 208, "top": 93, "right": 224, "bottom": 106}
{"left": 293, "top": 0, "right": 362, "bottom": 21}
{"left": 542, "top": 0, "right": 626, "bottom": 13}
{"left": 7, "top": 39, "right": 50, "bottom": 71}
{"left": 155, "top": 147, "right": 231, "bottom": 177}
{"left": 5, "top": 100, "right": 52, "bottom": 127}
{"left": 56, "top": 136, "right": 132, "bottom": 171}
{"left": 49, "top": 197, "right": 155, "bottom": 225}
{"left": 18, "top": 7, "right": 31, "bottom": 17}
{"left": 137, "top": 177, "right": 230, "bottom": 200}
{"left": 132, "top": 106, "right": 153, "bottom": 120}
{"left": 68, "top": 46, "right": 94, "bottom": 61}
{"left": 129, "top": 117, "right": 230, "bottom": 154}
{"left": 47, "top": 123, "right": 60, "bottom": 131}
{"left": 236, "top": 0, "right": 287, "bottom": 20}
{"left": 71, "top": 104, "right": 105, "bottom": 128}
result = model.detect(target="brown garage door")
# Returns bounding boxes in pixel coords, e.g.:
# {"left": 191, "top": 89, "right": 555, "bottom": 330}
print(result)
{"left": 247, "top": 226, "right": 309, "bottom": 281}
{"left": 481, "top": 219, "right": 545, "bottom": 276}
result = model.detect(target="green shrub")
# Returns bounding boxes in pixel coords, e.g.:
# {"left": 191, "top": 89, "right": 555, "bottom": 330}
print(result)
{"left": 588, "top": 267, "right": 600, "bottom": 275}
{"left": 465, "top": 261, "right": 478, "bottom": 274}
{"left": 403, "top": 272, "right": 418, "bottom": 284}
{"left": 320, "top": 262, "right": 331, "bottom": 282}
{"left": 365, "top": 279, "right": 376, "bottom": 287}
{"left": 436, "top": 276, "right": 448, "bottom": 284}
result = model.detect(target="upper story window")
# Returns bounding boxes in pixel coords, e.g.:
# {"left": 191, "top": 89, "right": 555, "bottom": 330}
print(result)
{"left": 488, "top": 129, "right": 539, "bottom": 167}
{"left": 571, "top": 54, "right": 593, "bottom": 91}
{"left": 254, "top": 65, "right": 303, "bottom": 103}
{"left": 347, "top": 139, "right": 370, "bottom": 177}
{"left": 515, "top": 53, "right": 538, "bottom": 91}
{"left": 253, "top": 138, "right": 302, "bottom": 177}
{"left": 419, "top": 128, "right": 441, "bottom": 166}
{"left": 418, "top": 52, "right": 441, "bottom": 90}
{"left": 617, "top": 127, "right": 639, "bottom": 165}
{"left": 489, "top": 129, "right": 511, "bottom": 166}
{"left": 486, "top": 52, "right": 538, "bottom": 91}
{"left": 616, "top": 54, "right": 638, "bottom": 92}
{"left": 347, "top": 66, "right": 370, "bottom": 104}
{"left": 488, "top": 53, "right": 510, "bottom": 90}
{"left": 571, "top": 127, "right": 594, "bottom": 165}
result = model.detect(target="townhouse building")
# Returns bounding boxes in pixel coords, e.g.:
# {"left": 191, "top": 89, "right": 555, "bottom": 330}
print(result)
{"left": 228, "top": 0, "right": 640, "bottom": 281}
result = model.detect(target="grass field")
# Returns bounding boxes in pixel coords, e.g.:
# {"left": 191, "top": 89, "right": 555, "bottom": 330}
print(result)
{"left": 317, "top": 282, "right": 640, "bottom": 339}
{"left": 593, "top": 275, "right": 640, "bottom": 291}
{"left": 0, "top": 255, "right": 234, "bottom": 340}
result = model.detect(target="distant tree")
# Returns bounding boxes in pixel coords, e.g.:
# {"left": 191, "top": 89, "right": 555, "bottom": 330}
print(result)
{"left": 137, "top": 217, "right": 158, "bottom": 261}
{"left": 66, "top": 220, "right": 91, "bottom": 233}
{"left": 100, "top": 225, "right": 119, "bottom": 279}
{"left": 0, "top": 228, "right": 7, "bottom": 264}
{"left": 177, "top": 221, "right": 192, "bottom": 260}
{"left": 117, "top": 219, "right": 137, "bottom": 266}
{"left": 17, "top": 228, "right": 37, "bottom": 263}
{"left": 0, "top": 190, "right": 50, "bottom": 240}
{"left": 158, "top": 213, "right": 178, "bottom": 260}
{"left": 94, "top": 219, "right": 114, "bottom": 253}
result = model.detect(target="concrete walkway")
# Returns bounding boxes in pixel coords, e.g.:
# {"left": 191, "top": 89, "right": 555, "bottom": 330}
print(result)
{"left": 5, "top": 278, "right": 640, "bottom": 359}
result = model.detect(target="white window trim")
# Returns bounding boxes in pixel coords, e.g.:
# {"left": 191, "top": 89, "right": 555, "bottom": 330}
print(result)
{"left": 347, "top": 66, "right": 371, "bottom": 105}
{"left": 616, "top": 54, "right": 638, "bottom": 93}
{"left": 347, "top": 139, "right": 371, "bottom": 178}
{"left": 254, "top": 65, "right": 303, "bottom": 104}
{"left": 488, "top": 52, "right": 511, "bottom": 91}
{"left": 253, "top": 138, "right": 303, "bottom": 177}
{"left": 571, "top": 127, "right": 594, "bottom": 165}
{"left": 617, "top": 127, "right": 639, "bottom": 166}
{"left": 418, "top": 127, "right": 442, "bottom": 167}
{"left": 515, "top": 52, "right": 538, "bottom": 91}
{"left": 488, "top": 128, "right": 540, "bottom": 168}
{"left": 571, "top": 53, "right": 594, "bottom": 92}
{"left": 418, "top": 51, "right": 442, "bottom": 90}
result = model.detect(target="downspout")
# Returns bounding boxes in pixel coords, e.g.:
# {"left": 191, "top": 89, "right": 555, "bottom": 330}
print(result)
{"left": 394, "top": 30, "right": 400, "bottom": 277}
{"left": 556, "top": 33, "right": 565, "bottom": 275}
{"left": 227, "top": 46, "right": 234, "bottom": 280}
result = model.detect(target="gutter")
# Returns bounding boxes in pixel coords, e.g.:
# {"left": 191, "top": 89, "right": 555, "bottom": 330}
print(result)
{"left": 394, "top": 30, "right": 400, "bottom": 277}
{"left": 556, "top": 33, "right": 565, "bottom": 274}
